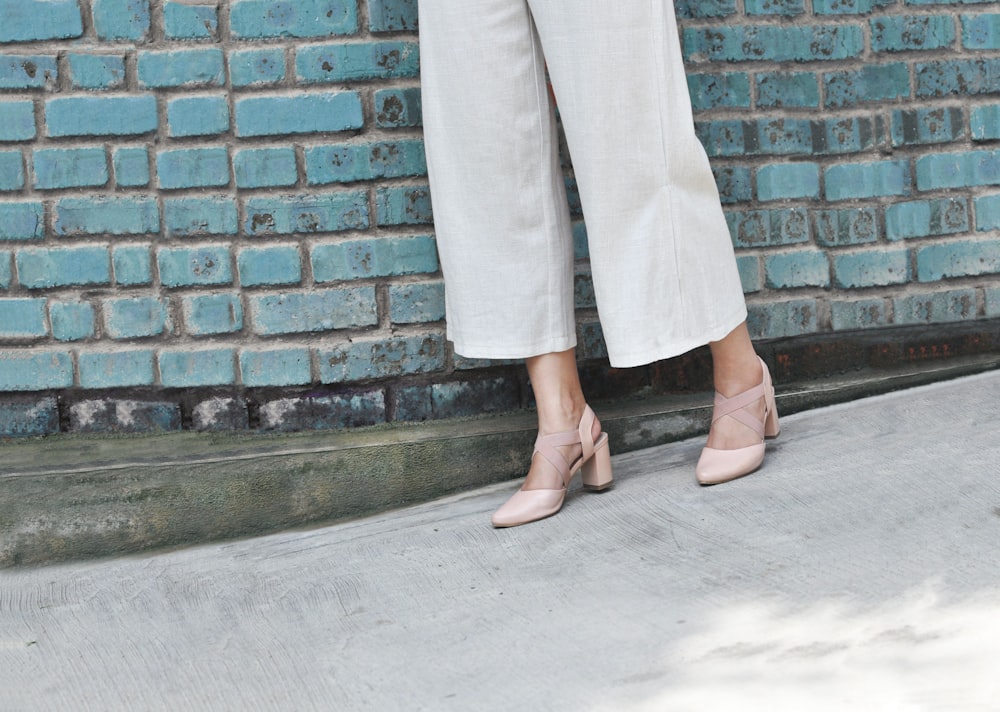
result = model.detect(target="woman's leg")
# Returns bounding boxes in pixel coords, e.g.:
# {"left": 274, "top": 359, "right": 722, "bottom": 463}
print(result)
{"left": 707, "top": 322, "right": 766, "bottom": 451}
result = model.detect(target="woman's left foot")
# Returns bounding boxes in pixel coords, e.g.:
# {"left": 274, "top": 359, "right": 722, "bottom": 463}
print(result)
{"left": 696, "top": 357, "right": 779, "bottom": 485}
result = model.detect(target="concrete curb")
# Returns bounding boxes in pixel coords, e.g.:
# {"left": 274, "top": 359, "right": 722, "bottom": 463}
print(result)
{"left": 3, "top": 354, "right": 998, "bottom": 567}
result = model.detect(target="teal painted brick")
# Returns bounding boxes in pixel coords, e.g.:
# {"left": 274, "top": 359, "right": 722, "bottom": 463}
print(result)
{"left": 46, "top": 95, "right": 157, "bottom": 137}
{"left": 234, "top": 147, "right": 298, "bottom": 188}
{"left": 971, "top": 105, "right": 1000, "bottom": 140}
{"left": 915, "top": 58, "right": 1000, "bottom": 97}
{"left": 916, "top": 238, "right": 1000, "bottom": 281}
{"left": 237, "top": 245, "right": 302, "bottom": 287}
{"left": 234, "top": 92, "right": 363, "bottom": 137}
{"left": 871, "top": 15, "right": 956, "bottom": 52}
{"left": 726, "top": 208, "right": 810, "bottom": 247}
{"left": 112, "top": 245, "right": 153, "bottom": 285}
{"left": 764, "top": 251, "right": 830, "bottom": 288}
{"left": 0, "top": 251, "right": 11, "bottom": 288}
{"left": 164, "top": 0, "right": 219, "bottom": 39}
{"left": 885, "top": 198, "right": 968, "bottom": 240}
{"left": 249, "top": 287, "right": 377, "bottom": 335}
{"left": 987, "top": 287, "right": 1000, "bottom": 317}
{"left": 230, "top": 0, "right": 357, "bottom": 38}
{"left": 164, "top": 197, "right": 238, "bottom": 236}
{"left": 0, "top": 351, "right": 73, "bottom": 391}
{"left": 0, "top": 397, "right": 59, "bottom": 437}
{"left": 830, "top": 299, "right": 890, "bottom": 331}
{"left": 676, "top": 0, "right": 737, "bottom": 18}
{"left": 311, "top": 235, "right": 439, "bottom": 281}
{"left": 103, "top": 296, "right": 169, "bottom": 338}
{"left": 755, "top": 118, "right": 813, "bottom": 155}
{"left": 0, "top": 55, "right": 57, "bottom": 89}
{"left": 93, "top": 0, "right": 150, "bottom": 40}
{"left": 687, "top": 73, "right": 751, "bottom": 110}
{"left": 0, "top": 0, "right": 82, "bottom": 41}
{"left": 755, "top": 72, "right": 819, "bottom": 108}
{"left": 389, "top": 281, "right": 445, "bottom": 324}
{"left": 50, "top": 301, "right": 95, "bottom": 341}
{"left": 0, "top": 201, "right": 44, "bottom": 241}
{"left": 893, "top": 288, "right": 978, "bottom": 324}
{"left": 824, "top": 160, "right": 910, "bottom": 200}
{"left": 574, "top": 273, "right": 596, "bottom": 309}
{"left": 756, "top": 163, "right": 820, "bottom": 201}
{"left": 374, "top": 88, "right": 422, "bottom": 128}
{"left": 113, "top": 147, "right": 150, "bottom": 187}
{"left": 815, "top": 208, "right": 878, "bottom": 246}
{"left": 833, "top": 249, "right": 910, "bottom": 288}
{"left": 746, "top": 299, "right": 819, "bottom": 339}
{"left": 17, "top": 247, "right": 110, "bottom": 289}
{"left": 815, "top": 116, "right": 878, "bottom": 155}
{"left": 368, "top": 0, "right": 417, "bottom": 31}
{"left": 744, "top": 0, "right": 804, "bottom": 15}
{"left": 33, "top": 147, "right": 108, "bottom": 189}
{"left": 0, "top": 298, "right": 47, "bottom": 338}
{"left": 915, "top": 152, "right": 971, "bottom": 189}
{"left": 892, "top": 107, "right": 965, "bottom": 146}
{"left": 55, "top": 196, "right": 159, "bottom": 235}
{"left": 683, "top": 25, "right": 863, "bottom": 63}
{"left": 736, "top": 254, "right": 762, "bottom": 293}
{"left": 962, "top": 13, "right": 1000, "bottom": 49}
{"left": 823, "top": 63, "right": 910, "bottom": 108}
{"left": 318, "top": 333, "right": 445, "bottom": 383}
{"left": 573, "top": 221, "right": 590, "bottom": 260}
{"left": 182, "top": 293, "right": 243, "bottom": 335}
{"left": 395, "top": 378, "right": 520, "bottom": 422}
{"left": 695, "top": 120, "right": 747, "bottom": 157}
{"left": 157, "top": 246, "right": 233, "bottom": 287}
{"left": 138, "top": 49, "right": 225, "bottom": 87}
{"left": 157, "top": 147, "right": 231, "bottom": 189}
{"left": 0, "top": 101, "right": 35, "bottom": 141}
{"left": 813, "top": 0, "right": 873, "bottom": 13}
{"left": 305, "top": 140, "right": 426, "bottom": 185}
{"left": 160, "top": 348, "right": 236, "bottom": 387}
{"left": 167, "top": 96, "right": 230, "bottom": 137}
{"left": 974, "top": 193, "right": 1000, "bottom": 230}
{"left": 66, "top": 53, "right": 125, "bottom": 89}
{"left": 0, "top": 151, "right": 24, "bottom": 191}
{"left": 713, "top": 167, "right": 752, "bottom": 203}
{"left": 78, "top": 350, "right": 155, "bottom": 388}
{"left": 228, "top": 48, "right": 286, "bottom": 86}
{"left": 240, "top": 348, "right": 311, "bottom": 387}
{"left": 375, "top": 186, "right": 432, "bottom": 226}
{"left": 244, "top": 192, "right": 369, "bottom": 235}
{"left": 296, "top": 41, "right": 419, "bottom": 82}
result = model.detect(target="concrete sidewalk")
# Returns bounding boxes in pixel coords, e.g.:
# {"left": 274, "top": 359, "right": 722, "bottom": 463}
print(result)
{"left": 3, "top": 370, "right": 1000, "bottom": 711}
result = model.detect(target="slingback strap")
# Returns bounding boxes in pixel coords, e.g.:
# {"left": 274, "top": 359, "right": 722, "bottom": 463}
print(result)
{"left": 711, "top": 383, "right": 766, "bottom": 437}
{"left": 532, "top": 405, "right": 599, "bottom": 488}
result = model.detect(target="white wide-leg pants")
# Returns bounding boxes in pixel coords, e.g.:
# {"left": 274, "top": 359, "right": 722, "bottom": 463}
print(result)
{"left": 417, "top": 0, "right": 747, "bottom": 368}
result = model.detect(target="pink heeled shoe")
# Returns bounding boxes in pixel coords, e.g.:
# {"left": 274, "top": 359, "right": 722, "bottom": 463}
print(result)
{"left": 695, "top": 357, "right": 780, "bottom": 485}
{"left": 491, "top": 405, "right": 613, "bottom": 528}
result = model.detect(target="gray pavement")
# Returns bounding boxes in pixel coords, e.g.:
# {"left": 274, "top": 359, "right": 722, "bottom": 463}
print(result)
{"left": 3, "top": 369, "right": 1000, "bottom": 711}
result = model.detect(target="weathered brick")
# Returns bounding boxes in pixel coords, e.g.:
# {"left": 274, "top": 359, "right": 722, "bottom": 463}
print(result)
{"left": 746, "top": 299, "right": 819, "bottom": 339}
{"left": 0, "top": 55, "right": 57, "bottom": 90}
{"left": 892, "top": 107, "right": 965, "bottom": 146}
{"left": 885, "top": 198, "right": 968, "bottom": 240}
{"left": 0, "top": 298, "right": 47, "bottom": 339}
{"left": 93, "top": 0, "right": 150, "bottom": 41}
{"left": 55, "top": 196, "right": 159, "bottom": 236}
{"left": 394, "top": 378, "right": 521, "bottom": 422}
{"left": 240, "top": 348, "right": 311, "bottom": 387}
{"left": 164, "top": 197, "right": 238, "bottom": 236}
{"left": 831, "top": 298, "right": 890, "bottom": 331}
{"left": 388, "top": 281, "right": 445, "bottom": 324}
{"left": 228, "top": 48, "right": 286, "bottom": 86}
{"left": 45, "top": 96, "right": 157, "bottom": 137}
{"left": 70, "top": 399, "right": 180, "bottom": 433}
{"left": 0, "top": 201, "right": 44, "bottom": 241}
{"left": 813, "top": 0, "right": 872, "bottom": 13}
{"left": 915, "top": 238, "right": 1000, "bottom": 281}
{"left": 166, "top": 96, "right": 230, "bottom": 137}
{"left": 744, "top": 0, "right": 803, "bottom": 15}
{"left": 833, "top": 249, "right": 910, "bottom": 288}
{"left": 962, "top": 13, "right": 1000, "bottom": 50}
{"left": 825, "top": 160, "right": 910, "bottom": 200}
{"left": 0, "top": 396, "right": 59, "bottom": 437}
{"left": 375, "top": 185, "right": 432, "bottom": 226}
{"left": 764, "top": 251, "right": 830, "bottom": 288}
{"left": 823, "top": 63, "right": 911, "bottom": 108}
{"left": 675, "top": 0, "right": 737, "bottom": 19}
{"left": 375, "top": 88, "right": 422, "bottom": 128}
{"left": 164, "top": 0, "right": 219, "bottom": 39}
{"left": 66, "top": 53, "right": 125, "bottom": 89}
{"left": 0, "top": 350, "right": 73, "bottom": 391}
{"left": 138, "top": 48, "right": 225, "bottom": 88}
{"left": 182, "top": 293, "right": 243, "bottom": 335}
{"left": 230, "top": 0, "right": 358, "bottom": 38}
{"left": 756, "top": 162, "right": 820, "bottom": 201}
{"left": 17, "top": 246, "right": 110, "bottom": 289}
{"left": 257, "top": 391, "right": 385, "bottom": 431}
{"left": 296, "top": 41, "right": 419, "bottom": 82}
{"left": 683, "top": 24, "right": 863, "bottom": 63}
{"left": 755, "top": 72, "right": 820, "bottom": 108}
{"left": 192, "top": 397, "right": 249, "bottom": 431}
{"left": 970, "top": 104, "right": 1000, "bottom": 141}
{"left": 713, "top": 166, "right": 752, "bottom": 203}
{"left": 687, "top": 73, "right": 751, "bottom": 110}
{"left": 368, "top": 0, "right": 418, "bottom": 32}
{"left": 233, "top": 148, "right": 298, "bottom": 188}
{"left": 33, "top": 147, "right": 109, "bottom": 189}
{"left": 0, "top": 251, "right": 11, "bottom": 288}
{"left": 159, "top": 348, "right": 236, "bottom": 387}
{"left": 311, "top": 235, "right": 438, "bottom": 282}
{"left": 157, "top": 147, "right": 231, "bottom": 189}
{"left": 249, "top": 287, "right": 377, "bottom": 335}
{"left": 974, "top": 193, "right": 1000, "bottom": 230}
{"left": 113, "top": 147, "right": 151, "bottom": 187}
{"left": 157, "top": 245, "right": 233, "bottom": 287}
{"left": 814, "top": 208, "right": 878, "bottom": 246}
{"left": 318, "top": 333, "right": 446, "bottom": 383}
{"left": 244, "top": 192, "right": 369, "bottom": 235}
{"left": 0, "top": 151, "right": 24, "bottom": 191}
{"left": 112, "top": 245, "right": 153, "bottom": 286}
{"left": 78, "top": 350, "right": 155, "bottom": 388}
{"left": 736, "top": 254, "right": 762, "bottom": 293}
{"left": 871, "top": 15, "right": 956, "bottom": 52}
{"left": 0, "top": 0, "right": 83, "bottom": 42}
{"left": 893, "top": 289, "right": 978, "bottom": 325}
{"left": 727, "top": 208, "right": 810, "bottom": 247}
{"left": 234, "top": 92, "right": 363, "bottom": 137}
{"left": 915, "top": 58, "right": 1000, "bottom": 98}
{"left": 49, "top": 301, "right": 95, "bottom": 341}
{"left": 237, "top": 245, "right": 302, "bottom": 287}
{"left": 103, "top": 296, "right": 169, "bottom": 339}
{"left": 305, "top": 140, "right": 426, "bottom": 185}
{"left": 0, "top": 100, "right": 35, "bottom": 141}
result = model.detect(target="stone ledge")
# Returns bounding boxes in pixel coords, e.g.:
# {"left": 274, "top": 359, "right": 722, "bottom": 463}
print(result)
{"left": 2, "top": 353, "right": 999, "bottom": 567}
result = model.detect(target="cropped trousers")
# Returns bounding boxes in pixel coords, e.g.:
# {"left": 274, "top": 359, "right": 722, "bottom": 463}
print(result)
{"left": 417, "top": 0, "right": 747, "bottom": 368}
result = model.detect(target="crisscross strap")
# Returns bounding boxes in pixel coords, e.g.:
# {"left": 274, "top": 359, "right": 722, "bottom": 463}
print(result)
{"left": 532, "top": 405, "right": 598, "bottom": 488}
{"left": 711, "top": 383, "right": 765, "bottom": 437}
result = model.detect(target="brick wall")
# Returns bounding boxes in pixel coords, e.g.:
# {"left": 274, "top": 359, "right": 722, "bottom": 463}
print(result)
{"left": 1, "top": 0, "right": 999, "bottom": 437}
